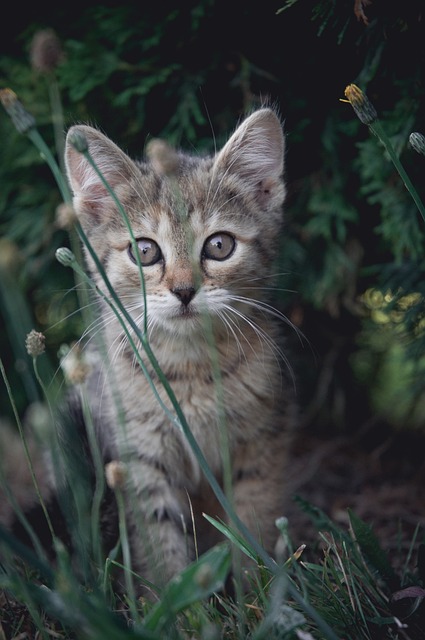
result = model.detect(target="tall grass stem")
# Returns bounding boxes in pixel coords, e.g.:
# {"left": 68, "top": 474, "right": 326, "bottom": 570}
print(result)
{"left": 0, "top": 357, "right": 55, "bottom": 544}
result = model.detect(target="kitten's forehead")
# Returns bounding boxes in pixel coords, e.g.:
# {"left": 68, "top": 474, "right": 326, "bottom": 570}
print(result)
{"left": 109, "top": 153, "right": 269, "bottom": 254}
{"left": 130, "top": 159, "right": 258, "bottom": 232}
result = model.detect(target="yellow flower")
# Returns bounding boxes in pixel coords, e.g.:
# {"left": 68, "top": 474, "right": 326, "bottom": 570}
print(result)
{"left": 344, "top": 84, "right": 377, "bottom": 125}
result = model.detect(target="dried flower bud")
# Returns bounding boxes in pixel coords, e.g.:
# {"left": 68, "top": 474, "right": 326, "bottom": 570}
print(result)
{"left": 409, "top": 132, "right": 425, "bottom": 156}
{"left": 30, "top": 29, "right": 64, "bottom": 74}
{"left": 59, "top": 342, "right": 90, "bottom": 384}
{"left": 105, "top": 460, "right": 127, "bottom": 489}
{"left": 68, "top": 129, "right": 88, "bottom": 153}
{"left": 146, "top": 138, "right": 180, "bottom": 177}
{"left": 25, "top": 402, "right": 51, "bottom": 437}
{"left": 0, "top": 238, "right": 22, "bottom": 273}
{"left": 56, "top": 247, "right": 76, "bottom": 267}
{"left": 26, "top": 330, "right": 46, "bottom": 357}
{"left": 0, "top": 88, "right": 36, "bottom": 134}
{"left": 344, "top": 84, "right": 378, "bottom": 125}
{"left": 292, "top": 544, "right": 306, "bottom": 561}
{"left": 55, "top": 203, "right": 77, "bottom": 230}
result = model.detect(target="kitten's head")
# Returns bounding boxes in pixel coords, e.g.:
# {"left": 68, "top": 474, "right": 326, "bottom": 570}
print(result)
{"left": 65, "top": 108, "right": 286, "bottom": 338}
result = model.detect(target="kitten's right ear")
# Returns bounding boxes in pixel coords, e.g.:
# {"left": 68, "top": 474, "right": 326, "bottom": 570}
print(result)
{"left": 65, "top": 125, "right": 135, "bottom": 221}
{"left": 213, "top": 108, "right": 285, "bottom": 210}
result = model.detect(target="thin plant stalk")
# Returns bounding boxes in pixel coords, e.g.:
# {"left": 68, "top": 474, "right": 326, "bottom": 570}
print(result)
{"left": 0, "top": 357, "right": 55, "bottom": 545}
{"left": 48, "top": 77, "right": 66, "bottom": 176}
{"left": 344, "top": 83, "right": 425, "bottom": 223}
{"left": 370, "top": 118, "right": 425, "bottom": 223}
{"left": 31, "top": 355, "right": 56, "bottom": 435}
{"left": 27, "top": 127, "right": 71, "bottom": 204}
{"left": 80, "top": 387, "right": 106, "bottom": 571}
{"left": 114, "top": 485, "right": 138, "bottom": 622}
{"left": 80, "top": 148, "right": 149, "bottom": 336}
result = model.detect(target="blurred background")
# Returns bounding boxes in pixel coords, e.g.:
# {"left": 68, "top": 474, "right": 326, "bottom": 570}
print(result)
{"left": 1, "top": 0, "right": 424, "bottom": 546}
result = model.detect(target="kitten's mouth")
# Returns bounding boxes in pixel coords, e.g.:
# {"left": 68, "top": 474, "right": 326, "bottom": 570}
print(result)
{"left": 175, "top": 305, "right": 199, "bottom": 319}
{"left": 162, "top": 305, "right": 203, "bottom": 335}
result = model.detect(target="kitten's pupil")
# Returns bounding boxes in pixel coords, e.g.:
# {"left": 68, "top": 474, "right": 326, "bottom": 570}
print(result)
{"left": 129, "top": 238, "right": 162, "bottom": 266}
{"left": 203, "top": 233, "right": 235, "bottom": 261}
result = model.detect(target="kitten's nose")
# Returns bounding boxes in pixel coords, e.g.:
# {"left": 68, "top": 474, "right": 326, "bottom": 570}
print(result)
{"left": 172, "top": 286, "right": 196, "bottom": 306}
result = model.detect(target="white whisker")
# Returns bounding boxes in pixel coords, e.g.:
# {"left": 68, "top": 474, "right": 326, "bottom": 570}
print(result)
{"left": 221, "top": 302, "right": 296, "bottom": 390}
{"left": 227, "top": 294, "right": 308, "bottom": 348}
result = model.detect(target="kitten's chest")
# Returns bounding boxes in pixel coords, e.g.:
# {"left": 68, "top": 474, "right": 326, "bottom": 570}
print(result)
{"left": 107, "top": 337, "right": 278, "bottom": 472}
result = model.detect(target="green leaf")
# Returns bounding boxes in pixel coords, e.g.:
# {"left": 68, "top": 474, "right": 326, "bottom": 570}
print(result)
{"left": 144, "top": 542, "right": 231, "bottom": 633}
{"left": 203, "top": 513, "right": 259, "bottom": 562}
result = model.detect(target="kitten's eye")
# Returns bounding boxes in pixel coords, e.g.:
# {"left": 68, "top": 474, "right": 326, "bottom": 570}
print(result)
{"left": 203, "top": 233, "right": 235, "bottom": 261}
{"left": 128, "top": 238, "right": 162, "bottom": 266}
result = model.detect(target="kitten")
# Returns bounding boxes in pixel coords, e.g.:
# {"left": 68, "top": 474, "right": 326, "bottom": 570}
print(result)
{"left": 2, "top": 108, "right": 296, "bottom": 593}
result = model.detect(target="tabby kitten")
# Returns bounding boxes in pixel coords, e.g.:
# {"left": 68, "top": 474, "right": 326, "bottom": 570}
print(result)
{"left": 14, "top": 108, "right": 296, "bottom": 592}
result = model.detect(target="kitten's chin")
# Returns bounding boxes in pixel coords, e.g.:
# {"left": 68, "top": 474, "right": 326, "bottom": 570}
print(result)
{"left": 158, "top": 310, "right": 204, "bottom": 337}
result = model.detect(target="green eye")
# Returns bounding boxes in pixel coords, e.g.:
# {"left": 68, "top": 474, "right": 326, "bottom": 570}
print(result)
{"left": 203, "top": 233, "right": 235, "bottom": 261}
{"left": 128, "top": 238, "right": 162, "bottom": 266}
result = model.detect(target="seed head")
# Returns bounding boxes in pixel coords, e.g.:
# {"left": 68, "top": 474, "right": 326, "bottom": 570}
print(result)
{"left": 68, "top": 129, "right": 89, "bottom": 153}
{"left": 344, "top": 84, "right": 378, "bottom": 125}
{"left": 0, "top": 88, "right": 36, "bottom": 134}
{"left": 26, "top": 330, "right": 46, "bottom": 357}
{"left": 146, "top": 138, "right": 180, "bottom": 177}
{"left": 56, "top": 247, "right": 76, "bottom": 267}
{"left": 55, "top": 203, "right": 77, "bottom": 230}
{"left": 30, "top": 29, "right": 64, "bottom": 74}
{"left": 59, "top": 343, "right": 90, "bottom": 384}
{"left": 409, "top": 132, "right": 425, "bottom": 156}
{"left": 0, "top": 238, "right": 22, "bottom": 273}
{"left": 105, "top": 461, "right": 127, "bottom": 489}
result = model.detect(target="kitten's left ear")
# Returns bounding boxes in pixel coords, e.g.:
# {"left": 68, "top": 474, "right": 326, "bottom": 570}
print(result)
{"left": 65, "top": 124, "right": 136, "bottom": 224}
{"left": 213, "top": 108, "right": 285, "bottom": 208}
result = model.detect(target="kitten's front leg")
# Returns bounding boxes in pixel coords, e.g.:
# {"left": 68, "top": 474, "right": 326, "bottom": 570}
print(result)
{"left": 231, "top": 434, "right": 289, "bottom": 576}
{"left": 122, "top": 459, "right": 194, "bottom": 595}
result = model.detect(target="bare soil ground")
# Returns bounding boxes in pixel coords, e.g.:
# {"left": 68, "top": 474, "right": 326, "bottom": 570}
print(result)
{"left": 286, "top": 420, "right": 425, "bottom": 568}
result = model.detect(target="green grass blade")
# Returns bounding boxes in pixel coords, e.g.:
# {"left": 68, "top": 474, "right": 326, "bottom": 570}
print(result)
{"left": 144, "top": 543, "right": 231, "bottom": 633}
{"left": 348, "top": 508, "right": 398, "bottom": 588}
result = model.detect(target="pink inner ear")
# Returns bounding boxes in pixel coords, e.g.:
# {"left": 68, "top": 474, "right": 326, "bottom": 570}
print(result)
{"left": 260, "top": 177, "right": 275, "bottom": 193}
{"left": 256, "top": 177, "right": 278, "bottom": 207}
{"left": 76, "top": 181, "right": 111, "bottom": 219}
{"left": 87, "top": 181, "right": 111, "bottom": 200}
